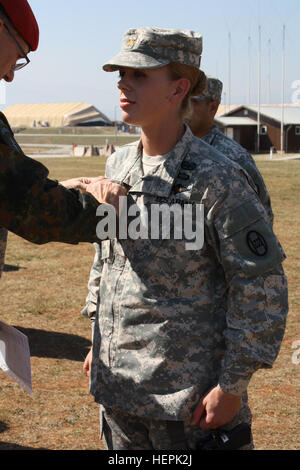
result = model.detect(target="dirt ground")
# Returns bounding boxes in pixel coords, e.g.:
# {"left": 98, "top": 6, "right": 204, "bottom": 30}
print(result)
{"left": 0, "top": 157, "right": 299, "bottom": 450}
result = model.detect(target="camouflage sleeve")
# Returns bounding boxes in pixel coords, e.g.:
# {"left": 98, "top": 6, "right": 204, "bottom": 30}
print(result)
{"left": 236, "top": 150, "right": 274, "bottom": 226}
{"left": 81, "top": 242, "right": 102, "bottom": 324}
{"left": 208, "top": 187, "right": 288, "bottom": 396}
{"left": 0, "top": 226, "right": 8, "bottom": 278}
{"left": 0, "top": 144, "right": 100, "bottom": 244}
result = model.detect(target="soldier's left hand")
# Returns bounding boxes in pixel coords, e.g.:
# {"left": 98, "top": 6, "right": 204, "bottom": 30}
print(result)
{"left": 191, "top": 385, "right": 241, "bottom": 430}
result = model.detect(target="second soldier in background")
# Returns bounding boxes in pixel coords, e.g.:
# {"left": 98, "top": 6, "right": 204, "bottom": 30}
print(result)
{"left": 188, "top": 77, "right": 274, "bottom": 224}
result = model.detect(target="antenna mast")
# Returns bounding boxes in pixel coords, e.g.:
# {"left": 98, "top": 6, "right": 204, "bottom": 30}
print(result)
{"left": 280, "top": 25, "right": 286, "bottom": 155}
{"left": 257, "top": 25, "right": 261, "bottom": 153}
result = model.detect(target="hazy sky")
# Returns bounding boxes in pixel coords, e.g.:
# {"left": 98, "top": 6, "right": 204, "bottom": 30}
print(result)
{"left": 1, "top": 0, "right": 299, "bottom": 120}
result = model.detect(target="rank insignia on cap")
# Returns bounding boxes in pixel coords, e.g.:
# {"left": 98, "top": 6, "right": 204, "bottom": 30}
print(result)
{"left": 247, "top": 231, "right": 268, "bottom": 256}
{"left": 127, "top": 37, "right": 136, "bottom": 48}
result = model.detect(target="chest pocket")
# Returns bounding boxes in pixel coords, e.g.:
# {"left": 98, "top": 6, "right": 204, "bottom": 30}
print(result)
{"left": 101, "top": 239, "right": 126, "bottom": 271}
{"left": 100, "top": 184, "right": 206, "bottom": 270}
{"left": 101, "top": 239, "right": 111, "bottom": 261}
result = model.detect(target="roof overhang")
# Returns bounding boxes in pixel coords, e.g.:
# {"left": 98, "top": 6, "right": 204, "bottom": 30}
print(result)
{"left": 215, "top": 116, "right": 258, "bottom": 127}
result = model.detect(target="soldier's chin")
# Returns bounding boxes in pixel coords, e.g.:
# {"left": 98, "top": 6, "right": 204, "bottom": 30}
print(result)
{"left": 121, "top": 111, "right": 139, "bottom": 126}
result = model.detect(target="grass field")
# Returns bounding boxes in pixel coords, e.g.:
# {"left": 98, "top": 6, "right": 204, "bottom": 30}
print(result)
{"left": 0, "top": 157, "right": 299, "bottom": 450}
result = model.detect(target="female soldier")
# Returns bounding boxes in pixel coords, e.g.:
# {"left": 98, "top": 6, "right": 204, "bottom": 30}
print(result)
{"left": 83, "top": 27, "right": 288, "bottom": 450}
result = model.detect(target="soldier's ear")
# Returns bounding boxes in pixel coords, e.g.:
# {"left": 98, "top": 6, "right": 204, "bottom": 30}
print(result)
{"left": 170, "top": 78, "right": 191, "bottom": 105}
{"left": 209, "top": 100, "right": 220, "bottom": 117}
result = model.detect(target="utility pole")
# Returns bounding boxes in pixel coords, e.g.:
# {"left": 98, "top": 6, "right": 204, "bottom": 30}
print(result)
{"left": 248, "top": 36, "right": 251, "bottom": 105}
{"left": 228, "top": 32, "right": 231, "bottom": 112}
{"left": 281, "top": 25, "right": 286, "bottom": 155}
{"left": 257, "top": 25, "right": 261, "bottom": 153}
{"left": 268, "top": 38, "right": 271, "bottom": 104}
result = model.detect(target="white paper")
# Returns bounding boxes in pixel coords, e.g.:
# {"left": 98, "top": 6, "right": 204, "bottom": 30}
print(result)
{"left": 0, "top": 321, "right": 32, "bottom": 394}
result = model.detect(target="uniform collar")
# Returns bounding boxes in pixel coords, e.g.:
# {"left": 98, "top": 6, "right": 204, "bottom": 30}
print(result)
{"left": 120, "top": 125, "right": 194, "bottom": 197}
{"left": 201, "top": 124, "right": 219, "bottom": 146}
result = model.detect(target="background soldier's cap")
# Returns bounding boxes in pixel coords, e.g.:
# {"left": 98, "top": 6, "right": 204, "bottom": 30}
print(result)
{"left": 195, "top": 77, "right": 223, "bottom": 102}
{"left": 0, "top": 0, "right": 39, "bottom": 51}
{"left": 103, "top": 27, "right": 203, "bottom": 72}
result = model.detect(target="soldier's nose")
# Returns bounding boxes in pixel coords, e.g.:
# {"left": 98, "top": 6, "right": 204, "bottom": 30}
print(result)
{"left": 4, "top": 69, "right": 15, "bottom": 83}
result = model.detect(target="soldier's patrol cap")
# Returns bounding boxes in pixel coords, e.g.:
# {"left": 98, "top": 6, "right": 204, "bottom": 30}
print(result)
{"left": 0, "top": 0, "right": 39, "bottom": 51}
{"left": 103, "top": 27, "right": 203, "bottom": 72}
{"left": 195, "top": 77, "right": 223, "bottom": 102}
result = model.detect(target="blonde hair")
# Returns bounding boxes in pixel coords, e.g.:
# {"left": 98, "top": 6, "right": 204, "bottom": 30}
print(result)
{"left": 167, "top": 63, "right": 206, "bottom": 121}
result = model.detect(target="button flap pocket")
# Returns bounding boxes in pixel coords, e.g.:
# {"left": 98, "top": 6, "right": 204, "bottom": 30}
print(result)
{"left": 101, "top": 239, "right": 111, "bottom": 260}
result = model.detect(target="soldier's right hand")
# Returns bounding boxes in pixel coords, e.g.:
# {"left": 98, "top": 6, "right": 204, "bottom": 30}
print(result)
{"left": 83, "top": 349, "right": 93, "bottom": 378}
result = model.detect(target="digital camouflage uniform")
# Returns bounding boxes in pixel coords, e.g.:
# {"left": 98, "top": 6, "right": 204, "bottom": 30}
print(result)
{"left": 81, "top": 28, "right": 288, "bottom": 451}
{"left": 86, "top": 126, "right": 288, "bottom": 450}
{"left": 197, "top": 77, "right": 274, "bottom": 225}
{"left": 202, "top": 125, "right": 274, "bottom": 225}
{"left": 81, "top": 242, "right": 102, "bottom": 340}
{"left": 0, "top": 112, "right": 100, "bottom": 245}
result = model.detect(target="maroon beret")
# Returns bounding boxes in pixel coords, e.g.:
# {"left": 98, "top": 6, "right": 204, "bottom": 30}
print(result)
{"left": 0, "top": 0, "right": 39, "bottom": 51}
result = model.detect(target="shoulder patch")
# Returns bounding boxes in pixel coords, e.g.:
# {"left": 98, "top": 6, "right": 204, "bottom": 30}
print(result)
{"left": 247, "top": 231, "right": 268, "bottom": 257}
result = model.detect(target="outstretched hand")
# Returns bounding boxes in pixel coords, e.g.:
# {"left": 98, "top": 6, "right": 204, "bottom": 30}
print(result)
{"left": 60, "top": 176, "right": 103, "bottom": 191}
{"left": 84, "top": 178, "right": 128, "bottom": 216}
{"left": 60, "top": 176, "right": 128, "bottom": 216}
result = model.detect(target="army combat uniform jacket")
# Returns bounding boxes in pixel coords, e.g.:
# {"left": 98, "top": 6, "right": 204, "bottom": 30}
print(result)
{"left": 202, "top": 125, "right": 274, "bottom": 224}
{"left": 89, "top": 126, "right": 288, "bottom": 421}
{"left": 83, "top": 127, "right": 275, "bottom": 323}
{"left": 0, "top": 112, "right": 99, "bottom": 245}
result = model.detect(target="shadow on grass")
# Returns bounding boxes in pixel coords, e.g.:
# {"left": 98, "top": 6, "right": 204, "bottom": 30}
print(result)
{"left": 3, "top": 264, "right": 26, "bottom": 272}
{"left": 14, "top": 327, "right": 91, "bottom": 362}
{"left": 0, "top": 422, "right": 8, "bottom": 433}
{"left": 0, "top": 422, "right": 48, "bottom": 450}
{"left": 0, "top": 441, "right": 47, "bottom": 450}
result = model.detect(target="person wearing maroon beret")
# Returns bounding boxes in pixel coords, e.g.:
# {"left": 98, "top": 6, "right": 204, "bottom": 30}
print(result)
{"left": 0, "top": 0, "right": 125, "bottom": 255}
{"left": 0, "top": 0, "right": 39, "bottom": 50}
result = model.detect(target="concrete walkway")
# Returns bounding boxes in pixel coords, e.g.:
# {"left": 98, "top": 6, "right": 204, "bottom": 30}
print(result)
{"left": 21, "top": 143, "right": 73, "bottom": 158}
{"left": 254, "top": 154, "right": 300, "bottom": 161}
